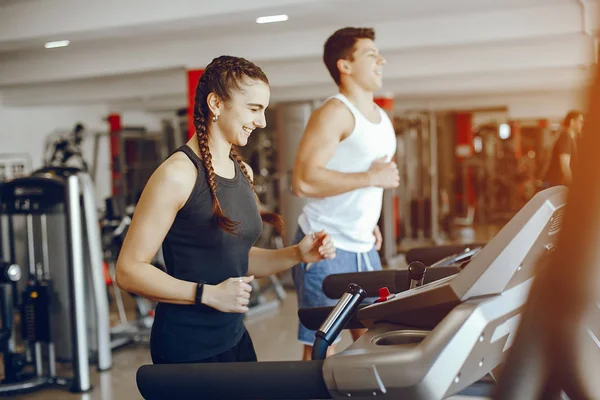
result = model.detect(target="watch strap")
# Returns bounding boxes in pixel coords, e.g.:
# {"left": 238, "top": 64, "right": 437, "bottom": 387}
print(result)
{"left": 195, "top": 281, "right": 206, "bottom": 306}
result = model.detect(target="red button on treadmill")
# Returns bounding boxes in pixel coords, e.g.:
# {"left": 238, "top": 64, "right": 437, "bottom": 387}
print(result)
{"left": 377, "top": 287, "right": 391, "bottom": 302}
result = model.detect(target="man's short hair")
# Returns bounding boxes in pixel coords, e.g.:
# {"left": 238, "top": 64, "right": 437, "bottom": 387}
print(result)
{"left": 563, "top": 110, "right": 584, "bottom": 128}
{"left": 323, "top": 27, "right": 375, "bottom": 85}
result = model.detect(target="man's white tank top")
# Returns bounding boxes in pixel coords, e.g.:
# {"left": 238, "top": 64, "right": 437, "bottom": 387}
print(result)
{"left": 298, "top": 93, "right": 397, "bottom": 253}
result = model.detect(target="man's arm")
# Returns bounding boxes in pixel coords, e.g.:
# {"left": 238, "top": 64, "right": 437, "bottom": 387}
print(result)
{"left": 293, "top": 100, "right": 369, "bottom": 198}
{"left": 556, "top": 133, "right": 574, "bottom": 185}
{"left": 292, "top": 100, "right": 398, "bottom": 198}
{"left": 559, "top": 154, "right": 573, "bottom": 184}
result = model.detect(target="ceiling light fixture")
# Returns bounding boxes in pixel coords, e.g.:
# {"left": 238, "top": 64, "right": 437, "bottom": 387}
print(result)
{"left": 45, "top": 40, "right": 70, "bottom": 49}
{"left": 256, "top": 14, "right": 288, "bottom": 24}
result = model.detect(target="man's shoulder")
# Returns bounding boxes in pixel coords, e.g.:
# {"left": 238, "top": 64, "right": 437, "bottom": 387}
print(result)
{"left": 308, "top": 97, "right": 355, "bottom": 133}
{"left": 318, "top": 96, "right": 353, "bottom": 117}
{"left": 555, "top": 131, "right": 574, "bottom": 153}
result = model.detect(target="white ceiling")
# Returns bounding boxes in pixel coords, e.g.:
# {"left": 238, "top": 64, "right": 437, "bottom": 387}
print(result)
{"left": 0, "top": 0, "right": 598, "bottom": 114}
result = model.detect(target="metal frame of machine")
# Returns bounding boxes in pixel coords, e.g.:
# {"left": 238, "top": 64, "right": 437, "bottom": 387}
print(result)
{"left": 0, "top": 170, "right": 112, "bottom": 395}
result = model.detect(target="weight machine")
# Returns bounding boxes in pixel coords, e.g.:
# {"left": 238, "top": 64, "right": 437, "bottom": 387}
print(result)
{"left": 394, "top": 111, "right": 442, "bottom": 249}
{"left": 91, "top": 126, "right": 167, "bottom": 205}
{"left": 0, "top": 168, "right": 112, "bottom": 395}
{"left": 101, "top": 196, "right": 156, "bottom": 343}
{"left": 43, "top": 123, "right": 89, "bottom": 172}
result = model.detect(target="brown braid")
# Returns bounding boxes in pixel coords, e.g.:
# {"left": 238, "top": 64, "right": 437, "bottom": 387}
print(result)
{"left": 196, "top": 122, "right": 239, "bottom": 233}
{"left": 192, "top": 55, "right": 283, "bottom": 235}
{"left": 230, "top": 147, "right": 284, "bottom": 236}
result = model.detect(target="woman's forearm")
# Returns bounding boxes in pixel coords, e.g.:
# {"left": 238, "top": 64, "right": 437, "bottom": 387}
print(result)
{"left": 116, "top": 261, "right": 198, "bottom": 305}
{"left": 248, "top": 246, "right": 302, "bottom": 278}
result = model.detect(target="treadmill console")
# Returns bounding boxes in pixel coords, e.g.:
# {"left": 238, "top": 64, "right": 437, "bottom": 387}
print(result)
{"left": 386, "top": 274, "right": 456, "bottom": 301}
{"left": 359, "top": 186, "right": 567, "bottom": 329}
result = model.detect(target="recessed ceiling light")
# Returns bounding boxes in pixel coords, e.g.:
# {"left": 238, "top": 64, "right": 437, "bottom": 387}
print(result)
{"left": 45, "top": 40, "right": 70, "bottom": 49}
{"left": 256, "top": 14, "right": 288, "bottom": 24}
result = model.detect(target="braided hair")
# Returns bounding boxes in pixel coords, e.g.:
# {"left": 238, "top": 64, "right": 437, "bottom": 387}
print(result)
{"left": 192, "top": 55, "right": 283, "bottom": 235}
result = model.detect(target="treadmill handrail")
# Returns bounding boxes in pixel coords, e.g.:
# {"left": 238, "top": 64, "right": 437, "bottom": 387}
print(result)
{"left": 137, "top": 360, "right": 331, "bottom": 400}
{"left": 321, "top": 266, "right": 460, "bottom": 300}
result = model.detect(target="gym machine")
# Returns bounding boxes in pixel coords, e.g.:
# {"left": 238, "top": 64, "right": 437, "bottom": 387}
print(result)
{"left": 467, "top": 124, "right": 518, "bottom": 224}
{"left": 101, "top": 196, "right": 155, "bottom": 344}
{"left": 0, "top": 168, "right": 112, "bottom": 395}
{"left": 0, "top": 153, "right": 31, "bottom": 185}
{"left": 35, "top": 168, "right": 154, "bottom": 350}
{"left": 395, "top": 111, "right": 441, "bottom": 248}
{"left": 92, "top": 126, "right": 167, "bottom": 205}
{"left": 136, "top": 186, "right": 568, "bottom": 399}
{"left": 43, "top": 124, "right": 89, "bottom": 172}
{"left": 0, "top": 262, "right": 23, "bottom": 385}
{"left": 297, "top": 255, "right": 477, "bottom": 346}
{"left": 316, "top": 255, "right": 471, "bottom": 304}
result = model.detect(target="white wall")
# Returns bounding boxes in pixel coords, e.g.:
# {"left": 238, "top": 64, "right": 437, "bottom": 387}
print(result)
{"left": 394, "top": 89, "right": 588, "bottom": 120}
{"left": 0, "top": 103, "right": 164, "bottom": 207}
{"left": 0, "top": 103, "right": 109, "bottom": 173}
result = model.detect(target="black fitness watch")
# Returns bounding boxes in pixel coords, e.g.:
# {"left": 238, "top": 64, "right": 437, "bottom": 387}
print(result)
{"left": 195, "top": 281, "right": 206, "bottom": 306}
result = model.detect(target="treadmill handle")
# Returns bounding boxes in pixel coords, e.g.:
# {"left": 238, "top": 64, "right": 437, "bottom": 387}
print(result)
{"left": 407, "top": 261, "right": 427, "bottom": 289}
{"left": 313, "top": 284, "right": 366, "bottom": 360}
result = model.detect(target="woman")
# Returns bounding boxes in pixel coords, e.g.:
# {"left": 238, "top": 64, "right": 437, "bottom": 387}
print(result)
{"left": 115, "top": 55, "right": 336, "bottom": 365}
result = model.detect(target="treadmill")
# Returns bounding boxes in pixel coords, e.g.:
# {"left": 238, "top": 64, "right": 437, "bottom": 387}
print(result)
{"left": 136, "top": 186, "right": 567, "bottom": 400}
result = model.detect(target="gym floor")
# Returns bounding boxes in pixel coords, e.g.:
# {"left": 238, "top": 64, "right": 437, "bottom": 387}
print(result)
{"left": 15, "top": 225, "right": 500, "bottom": 400}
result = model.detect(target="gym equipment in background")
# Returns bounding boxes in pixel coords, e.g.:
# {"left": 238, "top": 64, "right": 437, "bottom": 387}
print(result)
{"left": 0, "top": 262, "right": 25, "bottom": 386}
{"left": 92, "top": 126, "right": 167, "bottom": 206}
{"left": 394, "top": 112, "right": 442, "bottom": 248}
{"left": 43, "top": 124, "right": 89, "bottom": 172}
{"left": 0, "top": 169, "right": 112, "bottom": 395}
{"left": 32, "top": 168, "right": 152, "bottom": 352}
{"left": 101, "top": 196, "right": 156, "bottom": 344}
{"left": 0, "top": 153, "right": 31, "bottom": 185}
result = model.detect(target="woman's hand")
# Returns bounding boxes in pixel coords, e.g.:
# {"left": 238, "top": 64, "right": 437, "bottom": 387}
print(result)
{"left": 298, "top": 230, "right": 336, "bottom": 263}
{"left": 203, "top": 276, "right": 254, "bottom": 313}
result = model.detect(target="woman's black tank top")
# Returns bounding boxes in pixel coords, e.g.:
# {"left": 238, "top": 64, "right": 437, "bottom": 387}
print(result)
{"left": 150, "top": 145, "right": 263, "bottom": 363}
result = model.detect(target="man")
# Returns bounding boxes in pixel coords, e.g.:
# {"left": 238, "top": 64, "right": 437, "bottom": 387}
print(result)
{"left": 291, "top": 27, "right": 399, "bottom": 360}
{"left": 543, "top": 110, "right": 584, "bottom": 187}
